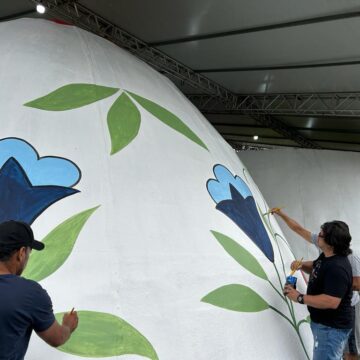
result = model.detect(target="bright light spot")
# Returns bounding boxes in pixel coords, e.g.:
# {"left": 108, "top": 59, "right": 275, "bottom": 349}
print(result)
{"left": 253, "top": 135, "right": 259, "bottom": 140}
{"left": 306, "top": 117, "right": 316, "bottom": 128}
{"left": 36, "top": 4, "right": 46, "bottom": 14}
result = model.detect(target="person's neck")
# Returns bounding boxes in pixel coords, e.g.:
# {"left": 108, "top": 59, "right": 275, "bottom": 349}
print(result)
{"left": 0, "top": 262, "right": 16, "bottom": 275}
{"left": 323, "top": 247, "right": 335, "bottom": 258}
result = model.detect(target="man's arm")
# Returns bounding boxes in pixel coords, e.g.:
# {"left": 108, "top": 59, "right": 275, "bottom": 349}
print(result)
{"left": 353, "top": 276, "right": 360, "bottom": 291}
{"left": 284, "top": 286, "right": 341, "bottom": 309}
{"left": 298, "top": 260, "right": 313, "bottom": 275}
{"left": 271, "top": 208, "right": 312, "bottom": 243}
{"left": 37, "top": 311, "right": 78, "bottom": 347}
{"left": 303, "top": 294, "right": 341, "bottom": 309}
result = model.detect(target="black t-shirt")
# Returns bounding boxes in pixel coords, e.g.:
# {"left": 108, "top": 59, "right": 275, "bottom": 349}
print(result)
{"left": 307, "top": 253, "right": 353, "bottom": 329}
{"left": 0, "top": 274, "right": 55, "bottom": 360}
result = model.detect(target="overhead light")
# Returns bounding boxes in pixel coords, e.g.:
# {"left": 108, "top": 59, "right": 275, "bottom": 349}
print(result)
{"left": 36, "top": 4, "right": 46, "bottom": 14}
{"left": 253, "top": 135, "right": 259, "bottom": 140}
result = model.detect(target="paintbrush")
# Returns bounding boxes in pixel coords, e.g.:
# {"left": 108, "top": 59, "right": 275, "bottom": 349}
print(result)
{"left": 289, "top": 257, "right": 303, "bottom": 276}
{"left": 263, "top": 206, "right": 284, "bottom": 216}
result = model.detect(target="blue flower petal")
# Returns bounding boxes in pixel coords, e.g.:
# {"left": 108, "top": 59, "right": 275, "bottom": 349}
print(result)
{"left": 207, "top": 164, "right": 252, "bottom": 204}
{"left": 0, "top": 158, "right": 78, "bottom": 224}
{"left": 0, "top": 138, "right": 81, "bottom": 187}
{"left": 216, "top": 184, "right": 274, "bottom": 262}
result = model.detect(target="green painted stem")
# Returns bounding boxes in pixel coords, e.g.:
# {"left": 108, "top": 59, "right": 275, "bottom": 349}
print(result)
{"left": 273, "top": 235, "right": 296, "bottom": 321}
{"left": 294, "top": 328, "right": 310, "bottom": 360}
{"left": 275, "top": 232, "right": 297, "bottom": 259}
{"left": 269, "top": 306, "right": 310, "bottom": 360}
{"left": 297, "top": 319, "right": 310, "bottom": 328}
{"left": 263, "top": 214, "right": 296, "bottom": 324}
{"left": 268, "top": 305, "right": 295, "bottom": 329}
{"left": 267, "top": 215, "right": 287, "bottom": 277}
{"left": 272, "top": 263, "right": 297, "bottom": 325}
{"left": 267, "top": 279, "right": 286, "bottom": 302}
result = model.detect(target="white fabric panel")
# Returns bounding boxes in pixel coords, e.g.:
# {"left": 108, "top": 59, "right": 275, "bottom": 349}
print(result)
{"left": 0, "top": 19, "right": 312, "bottom": 359}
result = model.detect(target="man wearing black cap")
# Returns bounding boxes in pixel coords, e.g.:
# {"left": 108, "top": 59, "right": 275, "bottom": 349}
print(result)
{"left": 0, "top": 220, "right": 78, "bottom": 359}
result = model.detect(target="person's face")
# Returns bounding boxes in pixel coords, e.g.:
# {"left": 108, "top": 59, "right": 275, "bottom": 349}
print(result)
{"left": 16, "top": 246, "right": 31, "bottom": 275}
{"left": 317, "top": 230, "right": 326, "bottom": 249}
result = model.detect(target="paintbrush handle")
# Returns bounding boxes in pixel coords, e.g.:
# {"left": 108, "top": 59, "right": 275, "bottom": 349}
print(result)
{"left": 264, "top": 207, "right": 284, "bottom": 215}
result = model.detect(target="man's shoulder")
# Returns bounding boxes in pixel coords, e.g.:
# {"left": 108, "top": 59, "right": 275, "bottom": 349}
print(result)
{"left": 334, "top": 255, "right": 353, "bottom": 273}
{"left": 16, "top": 276, "right": 46, "bottom": 294}
{"left": 324, "top": 255, "right": 351, "bottom": 271}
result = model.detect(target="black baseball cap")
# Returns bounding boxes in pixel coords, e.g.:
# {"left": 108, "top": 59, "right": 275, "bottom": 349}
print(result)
{"left": 0, "top": 221, "right": 44, "bottom": 251}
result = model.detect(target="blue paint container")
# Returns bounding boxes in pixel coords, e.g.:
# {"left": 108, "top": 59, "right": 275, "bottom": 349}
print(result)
{"left": 285, "top": 275, "right": 297, "bottom": 289}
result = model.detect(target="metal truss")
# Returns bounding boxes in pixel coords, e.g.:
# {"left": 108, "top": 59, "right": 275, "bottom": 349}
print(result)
{"left": 231, "top": 142, "right": 273, "bottom": 151}
{"left": 249, "top": 114, "right": 321, "bottom": 148}
{"left": 188, "top": 92, "right": 360, "bottom": 117}
{"left": 30, "top": 0, "right": 236, "bottom": 102}
{"left": 29, "top": 0, "right": 320, "bottom": 149}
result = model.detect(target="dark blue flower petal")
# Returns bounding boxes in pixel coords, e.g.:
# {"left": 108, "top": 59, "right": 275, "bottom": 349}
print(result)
{"left": 0, "top": 157, "right": 78, "bottom": 224}
{"left": 216, "top": 184, "right": 274, "bottom": 262}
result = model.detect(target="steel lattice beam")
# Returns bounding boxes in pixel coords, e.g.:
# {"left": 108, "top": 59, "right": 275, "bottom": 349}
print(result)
{"left": 188, "top": 92, "right": 360, "bottom": 117}
{"left": 30, "top": 0, "right": 237, "bottom": 102}
{"left": 29, "top": 0, "right": 320, "bottom": 149}
{"left": 249, "top": 114, "right": 321, "bottom": 148}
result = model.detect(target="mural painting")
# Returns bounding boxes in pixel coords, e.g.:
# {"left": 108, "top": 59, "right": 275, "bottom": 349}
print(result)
{"left": 0, "top": 138, "right": 157, "bottom": 359}
{"left": 204, "top": 164, "right": 310, "bottom": 359}
{"left": 0, "top": 18, "right": 313, "bottom": 359}
{"left": 25, "top": 84, "right": 207, "bottom": 155}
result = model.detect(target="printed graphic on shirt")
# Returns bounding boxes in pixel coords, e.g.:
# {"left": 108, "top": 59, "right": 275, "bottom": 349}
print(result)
{"left": 309, "top": 260, "right": 322, "bottom": 284}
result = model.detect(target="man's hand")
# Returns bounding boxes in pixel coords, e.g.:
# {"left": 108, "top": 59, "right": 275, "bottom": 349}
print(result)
{"left": 283, "top": 285, "right": 300, "bottom": 302}
{"left": 290, "top": 260, "right": 302, "bottom": 271}
{"left": 270, "top": 207, "right": 283, "bottom": 215}
{"left": 37, "top": 311, "right": 78, "bottom": 348}
{"left": 62, "top": 310, "right": 78, "bottom": 333}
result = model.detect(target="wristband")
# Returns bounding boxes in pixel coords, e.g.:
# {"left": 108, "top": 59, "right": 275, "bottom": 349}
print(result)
{"left": 297, "top": 294, "right": 305, "bottom": 304}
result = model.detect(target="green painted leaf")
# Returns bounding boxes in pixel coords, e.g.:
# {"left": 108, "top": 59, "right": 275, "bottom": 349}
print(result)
{"left": 127, "top": 91, "right": 208, "bottom": 150}
{"left": 211, "top": 231, "right": 268, "bottom": 280}
{"left": 107, "top": 92, "right": 141, "bottom": 154}
{"left": 202, "top": 284, "right": 269, "bottom": 312}
{"left": 23, "top": 206, "right": 99, "bottom": 282}
{"left": 24, "top": 84, "right": 119, "bottom": 111}
{"left": 55, "top": 311, "right": 158, "bottom": 359}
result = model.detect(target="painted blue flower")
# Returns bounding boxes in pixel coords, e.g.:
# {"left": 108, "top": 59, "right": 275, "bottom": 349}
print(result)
{"left": 0, "top": 138, "right": 81, "bottom": 224}
{"left": 0, "top": 138, "right": 80, "bottom": 187}
{"left": 207, "top": 164, "right": 274, "bottom": 262}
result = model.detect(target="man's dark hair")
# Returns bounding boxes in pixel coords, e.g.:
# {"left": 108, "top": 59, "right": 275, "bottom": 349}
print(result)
{"left": 321, "top": 221, "right": 352, "bottom": 256}
{"left": 0, "top": 246, "right": 21, "bottom": 262}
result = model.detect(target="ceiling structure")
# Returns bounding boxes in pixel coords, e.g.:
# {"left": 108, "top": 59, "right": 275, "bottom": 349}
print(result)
{"left": 2, "top": 0, "right": 360, "bottom": 152}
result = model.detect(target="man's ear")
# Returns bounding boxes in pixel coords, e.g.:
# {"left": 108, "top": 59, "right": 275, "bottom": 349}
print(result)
{"left": 16, "top": 246, "right": 27, "bottom": 261}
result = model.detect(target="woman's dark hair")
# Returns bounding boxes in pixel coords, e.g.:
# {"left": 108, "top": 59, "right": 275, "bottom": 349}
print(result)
{"left": 321, "top": 221, "right": 352, "bottom": 256}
